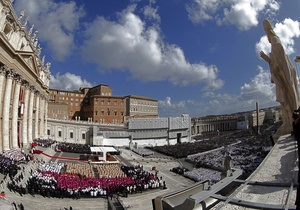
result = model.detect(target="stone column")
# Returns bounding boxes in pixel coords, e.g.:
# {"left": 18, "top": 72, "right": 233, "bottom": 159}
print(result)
{"left": 22, "top": 82, "right": 30, "bottom": 147}
{"left": 11, "top": 75, "right": 22, "bottom": 149}
{"left": 44, "top": 99, "right": 48, "bottom": 137}
{"left": 39, "top": 96, "right": 45, "bottom": 138}
{"left": 2, "top": 69, "right": 14, "bottom": 151}
{"left": 34, "top": 93, "right": 40, "bottom": 138}
{"left": 27, "top": 86, "right": 35, "bottom": 144}
{"left": 0, "top": 65, "right": 7, "bottom": 152}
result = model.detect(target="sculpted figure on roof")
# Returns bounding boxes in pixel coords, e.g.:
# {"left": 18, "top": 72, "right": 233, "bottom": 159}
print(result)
{"left": 260, "top": 19, "right": 299, "bottom": 138}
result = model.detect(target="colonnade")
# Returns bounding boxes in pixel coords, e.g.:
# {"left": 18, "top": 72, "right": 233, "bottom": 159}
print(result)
{"left": 192, "top": 120, "right": 237, "bottom": 135}
{"left": 0, "top": 64, "right": 48, "bottom": 152}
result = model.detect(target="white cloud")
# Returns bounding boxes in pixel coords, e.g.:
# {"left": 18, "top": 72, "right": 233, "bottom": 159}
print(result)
{"left": 186, "top": 0, "right": 220, "bottom": 23}
{"left": 158, "top": 97, "right": 188, "bottom": 117}
{"left": 50, "top": 72, "right": 93, "bottom": 91}
{"left": 240, "top": 66, "right": 275, "bottom": 102}
{"left": 143, "top": 5, "right": 161, "bottom": 23}
{"left": 159, "top": 66, "right": 279, "bottom": 117}
{"left": 13, "top": 0, "right": 85, "bottom": 61}
{"left": 256, "top": 18, "right": 300, "bottom": 56}
{"left": 186, "top": 0, "right": 280, "bottom": 30}
{"left": 81, "top": 6, "right": 223, "bottom": 89}
{"left": 158, "top": 97, "right": 186, "bottom": 109}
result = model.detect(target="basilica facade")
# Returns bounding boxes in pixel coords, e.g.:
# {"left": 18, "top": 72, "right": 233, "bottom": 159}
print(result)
{"left": 0, "top": 0, "right": 50, "bottom": 151}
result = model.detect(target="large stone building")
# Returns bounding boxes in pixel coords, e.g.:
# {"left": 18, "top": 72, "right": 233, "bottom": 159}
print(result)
{"left": 46, "top": 114, "right": 191, "bottom": 147}
{"left": 49, "top": 84, "right": 158, "bottom": 124}
{"left": 0, "top": 0, "right": 50, "bottom": 151}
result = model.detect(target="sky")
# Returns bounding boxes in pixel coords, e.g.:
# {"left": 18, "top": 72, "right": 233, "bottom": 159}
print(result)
{"left": 12, "top": 0, "right": 300, "bottom": 118}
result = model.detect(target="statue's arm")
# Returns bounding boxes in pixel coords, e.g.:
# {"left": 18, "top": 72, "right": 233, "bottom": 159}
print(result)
{"left": 260, "top": 51, "right": 271, "bottom": 63}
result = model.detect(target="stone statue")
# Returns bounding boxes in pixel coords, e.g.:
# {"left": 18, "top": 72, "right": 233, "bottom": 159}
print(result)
{"left": 260, "top": 19, "right": 299, "bottom": 137}
{"left": 23, "top": 17, "right": 29, "bottom": 28}
{"left": 18, "top": 10, "right": 25, "bottom": 22}
{"left": 41, "top": 55, "right": 45, "bottom": 66}
{"left": 31, "top": 30, "right": 38, "bottom": 43}
{"left": 37, "top": 44, "right": 42, "bottom": 56}
{"left": 46, "top": 62, "right": 51, "bottom": 72}
{"left": 221, "top": 152, "right": 232, "bottom": 179}
{"left": 28, "top": 24, "right": 34, "bottom": 36}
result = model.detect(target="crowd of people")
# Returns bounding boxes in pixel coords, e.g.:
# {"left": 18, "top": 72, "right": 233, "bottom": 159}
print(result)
{"left": 0, "top": 144, "right": 166, "bottom": 203}
{"left": 0, "top": 151, "right": 27, "bottom": 179}
{"left": 54, "top": 142, "right": 91, "bottom": 154}
{"left": 0, "top": 122, "right": 282, "bottom": 210}
{"left": 33, "top": 138, "right": 56, "bottom": 148}
{"left": 148, "top": 129, "right": 256, "bottom": 158}
{"left": 24, "top": 161, "right": 163, "bottom": 199}
{"left": 151, "top": 124, "right": 279, "bottom": 182}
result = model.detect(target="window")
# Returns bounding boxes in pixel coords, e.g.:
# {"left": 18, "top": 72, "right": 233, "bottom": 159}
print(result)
{"left": 58, "top": 131, "right": 62, "bottom": 137}
{"left": 70, "top": 132, "right": 73, "bottom": 138}
{"left": 82, "top": 133, "right": 86, "bottom": 139}
{"left": 47, "top": 129, "right": 50, "bottom": 135}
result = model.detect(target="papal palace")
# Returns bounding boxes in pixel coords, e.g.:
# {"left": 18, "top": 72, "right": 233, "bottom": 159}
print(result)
{"left": 0, "top": 0, "right": 282, "bottom": 152}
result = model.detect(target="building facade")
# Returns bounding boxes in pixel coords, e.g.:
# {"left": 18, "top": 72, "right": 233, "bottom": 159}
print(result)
{"left": 0, "top": 0, "right": 50, "bottom": 151}
{"left": 46, "top": 114, "right": 191, "bottom": 147}
{"left": 125, "top": 95, "right": 158, "bottom": 119}
{"left": 192, "top": 116, "right": 238, "bottom": 135}
{"left": 49, "top": 85, "right": 158, "bottom": 124}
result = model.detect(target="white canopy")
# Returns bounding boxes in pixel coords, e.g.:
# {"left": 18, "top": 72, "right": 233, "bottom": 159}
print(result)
{"left": 90, "top": 146, "right": 117, "bottom": 153}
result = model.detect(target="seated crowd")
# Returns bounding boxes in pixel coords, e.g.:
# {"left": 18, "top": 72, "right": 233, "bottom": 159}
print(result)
{"left": 0, "top": 145, "right": 165, "bottom": 200}
{"left": 33, "top": 138, "right": 56, "bottom": 148}
{"left": 154, "top": 125, "right": 278, "bottom": 182}
{"left": 26, "top": 162, "right": 163, "bottom": 198}
{"left": 54, "top": 142, "right": 91, "bottom": 154}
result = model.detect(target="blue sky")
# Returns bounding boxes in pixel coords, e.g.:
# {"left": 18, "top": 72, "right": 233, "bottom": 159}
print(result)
{"left": 13, "top": 0, "right": 300, "bottom": 117}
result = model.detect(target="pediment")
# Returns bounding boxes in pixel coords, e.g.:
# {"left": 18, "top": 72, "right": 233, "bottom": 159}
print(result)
{"left": 18, "top": 51, "right": 40, "bottom": 76}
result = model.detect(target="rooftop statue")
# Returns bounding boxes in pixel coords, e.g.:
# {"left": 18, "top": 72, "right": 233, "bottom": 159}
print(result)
{"left": 260, "top": 19, "right": 299, "bottom": 139}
